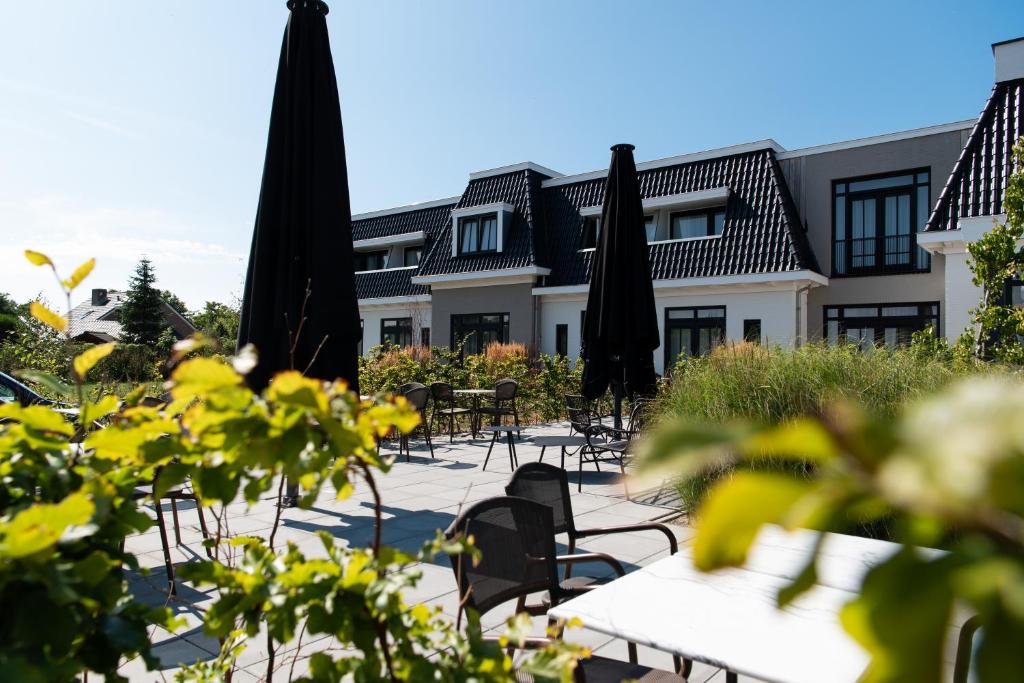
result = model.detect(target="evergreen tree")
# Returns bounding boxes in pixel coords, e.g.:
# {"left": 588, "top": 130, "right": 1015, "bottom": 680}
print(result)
{"left": 119, "top": 257, "right": 168, "bottom": 345}
{"left": 160, "top": 290, "right": 191, "bottom": 320}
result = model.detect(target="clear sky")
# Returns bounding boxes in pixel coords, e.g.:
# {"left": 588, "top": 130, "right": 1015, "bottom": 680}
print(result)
{"left": 2, "top": 1, "right": 1022, "bottom": 310}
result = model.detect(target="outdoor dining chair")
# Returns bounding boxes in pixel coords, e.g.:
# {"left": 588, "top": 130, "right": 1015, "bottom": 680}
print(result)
{"left": 398, "top": 384, "right": 434, "bottom": 461}
{"left": 445, "top": 496, "right": 683, "bottom": 681}
{"left": 578, "top": 399, "right": 654, "bottom": 497}
{"left": 564, "top": 394, "right": 604, "bottom": 436}
{"left": 476, "top": 378, "right": 521, "bottom": 435}
{"left": 428, "top": 381, "right": 472, "bottom": 442}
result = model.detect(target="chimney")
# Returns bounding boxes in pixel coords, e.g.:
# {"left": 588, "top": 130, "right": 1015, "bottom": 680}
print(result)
{"left": 91, "top": 288, "right": 108, "bottom": 306}
{"left": 993, "top": 37, "right": 1024, "bottom": 83}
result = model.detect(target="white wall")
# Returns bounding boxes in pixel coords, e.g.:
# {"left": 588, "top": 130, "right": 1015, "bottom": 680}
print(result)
{"left": 539, "top": 288, "right": 800, "bottom": 374}
{"left": 358, "top": 303, "right": 432, "bottom": 354}
{"left": 942, "top": 250, "right": 981, "bottom": 342}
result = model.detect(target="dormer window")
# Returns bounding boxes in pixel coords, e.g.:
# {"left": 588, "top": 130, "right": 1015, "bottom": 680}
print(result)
{"left": 354, "top": 250, "right": 388, "bottom": 271}
{"left": 403, "top": 246, "right": 422, "bottom": 267}
{"left": 644, "top": 215, "right": 656, "bottom": 242}
{"left": 582, "top": 216, "right": 601, "bottom": 249}
{"left": 670, "top": 208, "right": 725, "bottom": 239}
{"left": 458, "top": 214, "right": 498, "bottom": 255}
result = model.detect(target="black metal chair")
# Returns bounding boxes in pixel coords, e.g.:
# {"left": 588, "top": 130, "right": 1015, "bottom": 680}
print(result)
{"left": 476, "top": 378, "right": 521, "bottom": 435}
{"left": 445, "top": 496, "right": 683, "bottom": 681}
{"left": 505, "top": 462, "right": 687, "bottom": 677}
{"left": 429, "top": 381, "right": 472, "bottom": 442}
{"left": 565, "top": 394, "right": 604, "bottom": 436}
{"left": 579, "top": 399, "right": 654, "bottom": 496}
{"left": 398, "top": 385, "right": 434, "bottom": 461}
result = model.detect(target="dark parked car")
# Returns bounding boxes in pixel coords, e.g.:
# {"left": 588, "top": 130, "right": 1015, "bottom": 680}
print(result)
{"left": 0, "top": 371, "right": 54, "bottom": 407}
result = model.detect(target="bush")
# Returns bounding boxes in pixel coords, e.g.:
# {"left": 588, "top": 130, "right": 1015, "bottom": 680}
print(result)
{"left": 655, "top": 341, "right": 988, "bottom": 511}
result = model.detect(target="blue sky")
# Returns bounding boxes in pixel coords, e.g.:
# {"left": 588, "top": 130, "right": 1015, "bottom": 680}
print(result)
{"left": 2, "top": 0, "right": 1021, "bottom": 309}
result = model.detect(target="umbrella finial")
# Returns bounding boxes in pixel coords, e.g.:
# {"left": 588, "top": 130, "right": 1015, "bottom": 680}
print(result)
{"left": 611, "top": 143, "right": 635, "bottom": 152}
{"left": 287, "top": 0, "right": 329, "bottom": 14}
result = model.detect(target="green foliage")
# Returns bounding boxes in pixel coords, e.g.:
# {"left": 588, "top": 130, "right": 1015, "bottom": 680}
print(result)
{"left": 1, "top": 250, "right": 581, "bottom": 682}
{"left": 0, "top": 296, "right": 77, "bottom": 382}
{"left": 0, "top": 293, "right": 18, "bottom": 344}
{"left": 966, "top": 140, "right": 1024, "bottom": 362}
{"left": 119, "top": 257, "right": 170, "bottom": 346}
{"left": 160, "top": 290, "right": 191, "bottom": 321}
{"left": 357, "top": 343, "right": 583, "bottom": 425}
{"left": 190, "top": 300, "right": 240, "bottom": 352}
{"left": 639, "top": 375, "right": 1024, "bottom": 682}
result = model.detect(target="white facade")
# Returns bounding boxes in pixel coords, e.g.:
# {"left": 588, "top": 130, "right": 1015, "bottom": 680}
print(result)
{"left": 358, "top": 299, "right": 432, "bottom": 353}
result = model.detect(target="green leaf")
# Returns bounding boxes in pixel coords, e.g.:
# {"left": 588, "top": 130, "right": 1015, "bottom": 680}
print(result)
{"left": 62, "top": 258, "right": 95, "bottom": 290}
{"left": 14, "top": 369, "right": 72, "bottom": 399}
{"left": 73, "top": 342, "right": 116, "bottom": 381}
{"left": 29, "top": 302, "right": 67, "bottom": 333}
{"left": 80, "top": 394, "right": 120, "bottom": 425}
{"left": 741, "top": 419, "right": 839, "bottom": 463}
{"left": 776, "top": 533, "right": 823, "bottom": 608}
{"left": 0, "top": 493, "right": 95, "bottom": 559}
{"left": 24, "top": 249, "right": 52, "bottom": 267}
{"left": 170, "top": 357, "right": 242, "bottom": 398}
{"left": 692, "top": 472, "right": 811, "bottom": 571}
{"left": 839, "top": 549, "right": 955, "bottom": 683}
{"left": 0, "top": 403, "right": 74, "bottom": 436}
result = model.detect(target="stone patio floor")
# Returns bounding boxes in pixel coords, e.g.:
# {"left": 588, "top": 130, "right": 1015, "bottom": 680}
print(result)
{"left": 118, "top": 422, "right": 752, "bottom": 682}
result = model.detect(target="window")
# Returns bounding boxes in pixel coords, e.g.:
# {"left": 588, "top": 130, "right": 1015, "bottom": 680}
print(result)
{"left": 421, "top": 327, "right": 430, "bottom": 347}
{"left": 833, "top": 170, "right": 930, "bottom": 276}
{"left": 451, "top": 313, "right": 509, "bottom": 356}
{"left": 664, "top": 306, "right": 725, "bottom": 368}
{"left": 582, "top": 216, "right": 601, "bottom": 249}
{"left": 743, "top": 319, "right": 762, "bottom": 344}
{"left": 825, "top": 303, "right": 938, "bottom": 350}
{"left": 555, "top": 324, "right": 568, "bottom": 357}
{"left": 354, "top": 250, "right": 388, "bottom": 271}
{"left": 403, "top": 247, "right": 421, "bottom": 267}
{"left": 458, "top": 214, "right": 498, "bottom": 255}
{"left": 380, "top": 318, "right": 412, "bottom": 348}
{"left": 670, "top": 208, "right": 726, "bottom": 240}
{"left": 358, "top": 319, "right": 364, "bottom": 355}
{"left": 644, "top": 215, "right": 657, "bottom": 243}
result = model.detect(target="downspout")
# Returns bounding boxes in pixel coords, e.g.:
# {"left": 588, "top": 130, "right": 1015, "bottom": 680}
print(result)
{"left": 794, "top": 285, "right": 811, "bottom": 347}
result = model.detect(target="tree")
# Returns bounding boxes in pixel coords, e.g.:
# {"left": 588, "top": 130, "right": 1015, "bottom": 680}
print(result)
{"left": 0, "top": 293, "right": 18, "bottom": 344}
{"left": 965, "top": 140, "right": 1024, "bottom": 362}
{"left": 118, "top": 257, "right": 168, "bottom": 346}
{"left": 191, "top": 300, "right": 240, "bottom": 351}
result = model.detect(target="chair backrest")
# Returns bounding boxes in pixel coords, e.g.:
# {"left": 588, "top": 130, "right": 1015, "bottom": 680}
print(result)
{"left": 403, "top": 386, "right": 430, "bottom": 413}
{"left": 627, "top": 398, "right": 654, "bottom": 436}
{"left": 505, "top": 463, "right": 576, "bottom": 537}
{"left": 565, "top": 394, "right": 594, "bottom": 431}
{"left": 445, "top": 496, "right": 561, "bottom": 618}
{"left": 494, "top": 378, "right": 518, "bottom": 402}
{"left": 397, "top": 382, "right": 426, "bottom": 395}
{"left": 429, "top": 381, "right": 454, "bottom": 402}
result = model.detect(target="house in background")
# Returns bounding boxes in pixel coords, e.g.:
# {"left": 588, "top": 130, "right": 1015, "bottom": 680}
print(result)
{"left": 68, "top": 288, "right": 194, "bottom": 343}
{"left": 351, "top": 36, "right": 1024, "bottom": 374}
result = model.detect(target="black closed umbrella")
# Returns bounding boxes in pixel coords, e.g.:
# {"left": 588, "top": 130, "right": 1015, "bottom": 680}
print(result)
{"left": 580, "top": 144, "right": 659, "bottom": 427}
{"left": 238, "top": 0, "right": 361, "bottom": 394}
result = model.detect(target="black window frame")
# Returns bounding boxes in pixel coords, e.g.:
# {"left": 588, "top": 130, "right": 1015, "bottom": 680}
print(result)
{"left": 358, "top": 319, "right": 364, "bottom": 355}
{"left": 743, "top": 319, "right": 762, "bottom": 344}
{"left": 380, "top": 317, "right": 413, "bottom": 348}
{"left": 457, "top": 213, "right": 499, "bottom": 256}
{"left": 644, "top": 214, "right": 657, "bottom": 243}
{"left": 824, "top": 302, "right": 939, "bottom": 349}
{"left": 421, "top": 326, "right": 430, "bottom": 347}
{"left": 451, "top": 312, "right": 510, "bottom": 357}
{"left": 831, "top": 168, "right": 931, "bottom": 277}
{"left": 354, "top": 250, "right": 389, "bottom": 272}
{"left": 555, "top": 323, "right": 568, "bottom": 357}
{"left": 581, "top": 216, "right": 600, "bottom": 249}
{"left": 669, "top": 207, "right": 726, "bottom": 240}
{"left": 403, "top": 246, "right": 422, "bottom": 267}
{"left": 664, "top": 306, "right": 726, "bottom": 369}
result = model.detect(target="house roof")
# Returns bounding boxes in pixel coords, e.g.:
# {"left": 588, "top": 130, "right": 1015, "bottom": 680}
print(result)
{"left": 68, "top": 291, "right": 128, "bottom": 340}
{"left": 415, "top": 167, "right": 555, "bottom": 276}
{"left": 351, "top": 198, "right": 457, "bottom": 242}
{"left": 925, "top": 78, "right": 1024, "bottom": 232}
{"left": 354, "top": 267, "right": 428, "bottom": 300}
{"left": 541, "top": 148, "right": 820, "bottom": 286}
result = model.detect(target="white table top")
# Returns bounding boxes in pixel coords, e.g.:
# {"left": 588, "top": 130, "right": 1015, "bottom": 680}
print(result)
{"left": 549, "top": 525, "right": 964, "bottom": 683}
{"left": 453, "top": 388, "right": 495, "bottom": 395}
{"left": 531, "top": 435, "right": 588, "bottom": 447}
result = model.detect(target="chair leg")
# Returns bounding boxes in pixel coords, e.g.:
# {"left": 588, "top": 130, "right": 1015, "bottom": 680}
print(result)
{"left": 560, "top": 446, "right": 566, "bottom": 470}
{"left": 513, "top": 404, "right": 521, "bottom": 438}
{"left": 449, "top": 412, "right": 455, "bottom": 443}
{"left": 507, "top": 433, "right": 518, "bottom": 470}
{"left": 153, "top": 499, "right": 176, "bottom": 596}
{"left": 564, "top": 537, "right": 575, "bottom": 580}
{"left": 482, "top": 432, "right": 497, "bottom": 471}
{"left": 578, "top": 450, "right": 584, "bottom": 492}
{"left": 170, "top": 497, "right": 182, "bottom": 546}
{"left": 539, "top": 446, "right": 546, "bottom": 463}
{"left": 194, "top": 498, "right": 213, "bottom": 559}
{"left": 426, "top": 428, "right": 435, "bottom": 459}
{"left": 627, "top": 642, "right": 638, "bottom": 665}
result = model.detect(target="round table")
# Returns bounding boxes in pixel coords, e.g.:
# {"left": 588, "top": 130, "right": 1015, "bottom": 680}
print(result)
{"left": 480, "top": 425, "right": 524, "bottom": 471}
{"left": 530, "top": 434, "right": 589, "bottom": 470}
{"left": 454, "top": 389, "right": 496, "bottom": 438}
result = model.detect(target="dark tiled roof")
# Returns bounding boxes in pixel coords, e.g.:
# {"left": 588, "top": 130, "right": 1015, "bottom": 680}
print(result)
{"left": 355, "top": 268, "right": 427, "bottom": 300}
{"left": 416, "top": 169, "right": 553, "bottom": 276}
{"left": 351, "top": 201, "right": 456, "bottom": 241}
{"left": 540, "top": 149, "right": 820, "bottom": 287}
{"left": 926, "top": 78, "right": 1024, "bottom": 232}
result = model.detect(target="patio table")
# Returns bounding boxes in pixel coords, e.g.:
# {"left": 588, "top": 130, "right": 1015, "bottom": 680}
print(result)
{"left": 454, "top": 388, "right": 495, "bottom": 438}
{"left": 531, "top": 434, "right": 588, "bottom": 470}
{"left": 480, "top": 425, "right": 524, "bottom": 471}
{"left": 549, "top": 525, "right": 972, "bottom": 683}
